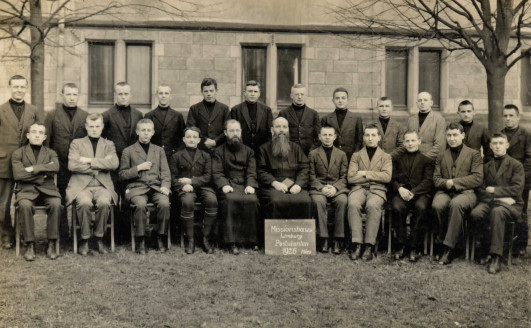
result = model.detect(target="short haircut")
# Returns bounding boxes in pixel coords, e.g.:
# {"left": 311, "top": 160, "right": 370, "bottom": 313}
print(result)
{"left": 364, "top": 122, "right": 380, "bottom": 135}
{"left": 418, "top": 91, "right": 433, "bottom": 100}
{"left": 458, "top": 100, "right": 474, "bottom": 111}
{"left": 184, "top": 126, "right": 201, "bottom": 138}
{"left": 403, "top": 130, "right": 420, "bottom": 139}
{"left": 136, "top": 118, "right": 154, "bottom": 129}
{"left": 333, "top": 87, "right": 349, "bottom": 98}
{"left": 201, "top": 77, "right": 218, "bottom": 91}
{"left": 446, "top": 122, "right": 464, "bottom": 133}
{"left": 291, "top": 83, "right": 306, "bottom": 91}
{"left": 245, "top": 80, "right": 261, "bottom": 90}
{"left": 9, "top": 75, "right": 26, "bottom": 86}
{"left": 86, "top": 113, "right": 103, "bottom": 123}
{"left": 377, "top": 96, "right": 392, "bottom": 105}
{"left": 272, "top": 116, "right": 288, "bottom": 126}
{"left": 224, "top": 119, "right": 241, "bottom": 130}
{"left": 503, "top": 104, "right": 520, "bottom": 116}
{"left": 490, "top": 132, "right": 508, "bottom": 141}
{"left": 29, "top": 122, "right": 46, "bottom": 134}
{"left": 157, "top": 84, "right": 171, "bottom": 92}
{"left": 62, "top": 82, "right": 79, "bottom": 93}
{"left": 320, "top": 125, "right": 337, "bottom": 135}
{"left": 115, "top": 82, "right": 130, "bottom": 91}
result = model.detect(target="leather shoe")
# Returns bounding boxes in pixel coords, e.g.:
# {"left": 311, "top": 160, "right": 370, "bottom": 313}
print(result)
{"left": 203, "top": 237, "right": 213, "bottom": 254}
{"left": 3, "top": 241, "right": 13, "bottom": 249}
{"left": 393, "top": 246, "right": 405, "bottom": 260}
{"left": 137, "top": 238, "right": 146, "bottom": 255}
{"left": 24, "top": 242, "right": 35, "bottom": 261}
{"left": 438, "top": 248, "right": 452, "bottom": 265}
{"left": 46, "top": 241, "right": 57, "bottom": 260}
{"left": 79, "top": 240, "right": 89, "bottom": 256}
{"left": 97, "top": 238, "right": 108, "bottom": 254}
{"left": 332, "top": 240, "right": 341, "bottom": 255}
{"left": 349, "top": 244, "right": 361, "bottom": 260}
{"left": 320, "top": 239, "right": 329, "bottom": 253}
{"left": 157, "top": 236, "right": 167, "bottom": 253}
{"left": 480, "top": 255, "right": 492, "bottom": 265}
{"left": 361, "top": 245, "right": 373, "bottom": 261}
{"left": 488, "top": 254, "right": 501, "bottom": 274}
{"left": 185, "top": 239, "right": 194, "bottom": 254}
{"left": 408, "top": 250, "right": 418, "bottom": 262}
{"left": 231, "top": 244, "right": 240, "bottom": 255}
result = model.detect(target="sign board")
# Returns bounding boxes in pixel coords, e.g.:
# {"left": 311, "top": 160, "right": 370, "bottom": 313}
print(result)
{"left": 264, "top": 219, "right": 316, "bottom": 255}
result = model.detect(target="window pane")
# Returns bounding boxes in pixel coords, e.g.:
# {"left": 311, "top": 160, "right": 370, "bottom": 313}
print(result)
{"left": 522, "top": 51, "right": 531, "bottom": 106}
{"left": 126, "top": 44, "right": 152, "bottom": 106}
{"left": 277, "top": 47, "right": 301, "bottom": 106}
{"left": 89, "top": 42, "right": 114, "bottom": 104}
{"left": 385, "top": 49, "right": 408, "bottom": 109}
{"left": 419, "top": 50, "right": 441, "bottom": 108}
{"left": 242, "top": 46, "right": 267, "bottom": 103}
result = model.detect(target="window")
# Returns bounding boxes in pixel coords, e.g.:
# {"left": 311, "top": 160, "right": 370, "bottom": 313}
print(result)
{"left": 126, "top": 43, "right": 152, "bottom": 107}
{"left": 277, "top": 47, "right": 301, "bottom": 106}
{"left": 419, "top": 50, "right": 441, "bottom": 108}
{"left": 242, "top": 46, "right": 267, "bottom": 103}
{"left": 385, "top": 49, "right": 408, "bottom": 109}
{"left": 88, "top": 42, "right": 114, "bottom": 105}
{"left": 522, "top": 51, "right": 531, "bottom": 107}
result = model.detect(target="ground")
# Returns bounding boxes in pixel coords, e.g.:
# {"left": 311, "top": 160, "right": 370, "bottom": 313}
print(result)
{"left": 1, "top": 240, "right": 529, "bottom": 328}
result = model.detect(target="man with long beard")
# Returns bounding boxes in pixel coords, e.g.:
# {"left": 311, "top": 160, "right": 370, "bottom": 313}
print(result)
{"left": 257, "top": 117, "right": 311, "bottom": 220}
{"left": 212, "top": 120, "right": 260, "bottom": 255}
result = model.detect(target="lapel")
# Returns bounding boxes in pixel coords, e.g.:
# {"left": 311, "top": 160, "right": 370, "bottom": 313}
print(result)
{"left": 151, "top": 108, "right": 165, "bottom": 128}
{"left": 369, "top": 148, "right": 383, "bottom": 171}
{"left": 419, "top": 111, "right": 433, "bottom": 135}
{"left": 163, "top": 108, "right": 177, "bottom": 129}
{"left": 80, "top": 136, "right": 95, "bottom": 157}
{"left": 360, "top": 147, "right": 371, "bottom": 169}
{"left": 110, "top": 106, "right": 127, "bottom": 140}
{"left": 134, "top": 142, "right": 147, "bottom": 162}
{"left": 241, "top": 103, "right": 251, "bottom": 129}
{"left": 454, "top": 145, "right": 469, "bottom": 175}
{"left": 208, "top": 102, "right": 221, "bottom": 123}
{"left": 55, "top": 105, "right": 72, "bottom": 134}
{"left": 327, "top": 112, "right": 340, "bottom": 132}
{"left": 408, "top": 152, "right": 420, "bottom": 178}
{"left": 191, "top": 148, "right": 201, "bottom": 166}
{"left": 375, "top": 119, "right": 385, "bottom": 138}
{"left": 287, "top": 105, "right": 299, "bottom": 123}
{"left": 95, "top": 138, "right": 106, "bottom": 159}
{"left": 485, "top": 160, "right": 497, "bottom": 183}
{"left": 146, "top": 143, "right": 156, "bottom": 163}
{"left": 24, "top": 144, "right": 37, "bottom": 165}
{"left": 256, "top": 103, "right": 265, "bottom": 128}
{"left": 329, "top": 147, "right": 341, "bottom": 172}
{"left": 494, "top": 156, "right": 510, "bottom": 181}
{"left": 507, "top": 127, "right": 522, "bottom": 150}
{"left": 465, "top": 121, "right": 480, "bottom": 144}
{"left": 0, "top": 103, "right": 19, "bottom": 130}
{"left": 317, "top": 147, "right": 329, "bottom": 170}
{"left": 443, "top": 149, "right": 453, "bottom": 177}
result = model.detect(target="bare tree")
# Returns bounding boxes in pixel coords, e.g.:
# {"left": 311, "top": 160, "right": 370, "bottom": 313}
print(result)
{"left": 0, "top": 0, "right": 200, "bottom": 110}
{"left": 332, "top": 0, "right": 531, "bottom": 132}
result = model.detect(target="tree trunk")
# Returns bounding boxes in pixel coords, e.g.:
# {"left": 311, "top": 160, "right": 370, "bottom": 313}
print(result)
{"left": 485, "top": 62, "right": 508, "bottom": 133}
{"left": 30, "top": 0, "right": 44, "bottom": 111}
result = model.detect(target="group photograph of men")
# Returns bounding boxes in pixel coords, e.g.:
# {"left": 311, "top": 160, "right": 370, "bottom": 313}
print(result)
{"left": 1, "top": 73, "right": 530, "bottom": 278}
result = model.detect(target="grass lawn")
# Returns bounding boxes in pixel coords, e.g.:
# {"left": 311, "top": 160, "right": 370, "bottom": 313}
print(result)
{"left": 1, "top": 241, "right": 530, "bottom": 328}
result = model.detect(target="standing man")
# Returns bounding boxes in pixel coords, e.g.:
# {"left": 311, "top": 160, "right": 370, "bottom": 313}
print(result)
{"left": 257, "top": 117, "right": 312, "bottom": 220}
{"left": 501, "top": 104, "right": 531, "bottom": 255}
{"left": 308, "top": 126, "right": 349, "bottom": 254}
{"left": 432, "top": 122, "right": 483, "bottom": 265}
{"left": 279, "top": 84, "right": 321, "bottom": 155}
{"left": 0, "top": 75, "right": 44, "bottom": 249}
{"left": 406, "top": 92, "right": 446, "bottom": 160}
{"left": 187, "top": 78, "right": 230, "bottom": 151}
{"left": 456, "top": 100, "right": 490, "bottom": 161}
{"left": 212, "top": 120, "right": 260, "bottom": 255}
{"left": 145, "top": 84, "right": 185, "bottom": 162}
{"left": 374, "top": 97, "right": 405, "bottom": 159}
{"left": 391, "top": 131, "right": 434, "bottom": 261}
{"left": 12, "top": 123, "right": 61, "bottom": 261}
{"left": 66, "top": 114, "right": 119, "bottom": 256}
{"left": 471, "top": 133, "right": 524, "bottom": 274}
{"left": 230, "top": 80, "right": 273, "bottom": 154}
{"left": 119, "top": 119, "right": 171, "bottom": 254}
{"left": 321, "top": 87, "right": 363, "bottom": 161}
{"left": 45, "top": 82, "right": 88, "bottom": 240}
{"left": 347, "top": 123, "right": 392, "bottom": 261}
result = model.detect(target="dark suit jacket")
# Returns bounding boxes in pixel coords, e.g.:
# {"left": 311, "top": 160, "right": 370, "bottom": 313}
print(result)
{"left": 0, "top": 101, "right": 44, "bottom": 178}
{"left": 503, "top": 126, "right": 531, "bottom": 189}
{"left": 308, "top": 146, "right": 349, "bottom": 195}
{"left": 433, "top": 144, "right": 483, "bottom": 192}
{"left": 230, "top": 101, "right": 273, "bottom": 152}
{"left": 170, "top": 148, "right": 212, "bottom": 192}
{"left": 347, "top": 147, "right": 392, "bottom": 200}
{"left": 145, "top": 106, "right": 185, "bottom": 160}
{"left": 187, "top": 101, "right": 230, "bottom": 149}
{"left": 321, "top": 110, "right": 363, "bottom": 160}
{"left": 407, "top": 111, "right": 446, "bottom": 160}
{"left": 118, "top": 142, "right": 171, "bottom": 200}
{"left": 392, "top": 151, "right": 434, "bottom": 196}
{"left": 374, "top": 117, "right": 405, "bottom": 159}
{"left": 44, "top": 105, "right": 88, "bottom": 170}
{"left": 212, "top": 143, "right": 258, "bottom": 189}
{"left": 102, "top": 105, "right": 143, "bottom": 157}
{"left": 478, "top": 155, "right": 524, "bottom": 220}
{"left": 458, "top": 120, "right": 490, "bottom": 162}
{"left": 11, "top": 144, "right": 60, "bottom": 201}
{"left": 257, "top": 141, "right": 309, "bottom": 189}
{"left": 279, "top": 105, "right": 321, "bottom": 155}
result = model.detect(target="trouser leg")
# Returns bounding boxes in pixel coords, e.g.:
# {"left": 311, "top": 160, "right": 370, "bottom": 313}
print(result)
{"left": 130, "top": 195, "right": 148, "bottom": 237}
{"left": 76, "top": 190, "right": 94, "bottom": 240}
{"left": 93, "top": 187, "right": 112, "bottom": 238}
{"left": 348, "top": 189, "right": 367, "bottom": 244}
{"left": 392, "top": 195, "right": 409, "bottom": 246}
{"left": 411, "top": 195, "right": 430, "bottom": 248}
{"left": 490, "top": 207, "right": 510, "bottom": 257}
{"left": 332, "top": 194, "right": 347, "bottom": 238}
{"left": 432, "top": 192, "right": 452, "bottom": 243}
{"left": 0, "top": 178, "right": 14, "bottom": 243}
{"left": 311, "top": 194, "right": 329, "bottom": 238}
{"left": 44, "top": 196, "right": 61, "bottom": 241}
{"left": 151, "top": 192, "right": 170, "bottom": 235}
{"left": 18, "top": 199, "right": 35, "bottom": 242}
{"left": 443, "top": 193, "right": 476, "bottom": 249}
{"left": 200, "top": 189, "right": 218, "bottom": 239}
{"left": 364, "top": 193, "right": 385, "bottom": 245}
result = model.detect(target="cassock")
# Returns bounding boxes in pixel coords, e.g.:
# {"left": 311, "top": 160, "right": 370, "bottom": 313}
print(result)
{"left": 257, "top": 141, "right": 311, "bottom": 219}
{"left": 212, "top": 143, "right": 259, "bottom": 244}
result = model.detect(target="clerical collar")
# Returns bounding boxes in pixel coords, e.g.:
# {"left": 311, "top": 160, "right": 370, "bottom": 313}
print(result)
{"left": 379, "top": 116, "right": 390, "bottom": 121}
{"left": 88, "top": 136, "right": 99, "bottom": 142}
{"left": 30, "top": 144, "right": 42, "bottom": 150}
{"left": 139, "top": 142, "right": 150, "bottom": 154}
{"left": 116, "top": 104, "right": 130, "bottom": 111}
{"left": 9, "top": 98, "right": 24, "bottom": 106}
{"left": 293, "top": 103, "right": 305, "bottom": 110}
{"left": 460, "top": 121, "right": 473, "bottom": 127}
{"left": 63, "top": 104, "right": 77, "bottom": 110}
{"left": 157, "top": 105, "right": 170, "bottom": 110}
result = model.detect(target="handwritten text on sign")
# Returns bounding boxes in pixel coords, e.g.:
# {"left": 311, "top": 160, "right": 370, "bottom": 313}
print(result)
{"left": 264, "top": 219, "right": 316, "bottom": 255}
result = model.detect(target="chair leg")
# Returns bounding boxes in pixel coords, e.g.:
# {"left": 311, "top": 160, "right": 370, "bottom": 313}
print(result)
{"left": 508, "top": 222, "right": 516, "bottom": 267}
{"left": 423, "top": 231, "right": 428, "bottom": 255}
{"left": 15, "top": 207, "right": 20, "bottom": 257}
{"left": 430, "top": 231, "right": 434, "bottom": 257}
{"left": 72, "top": 205, "right": 78, "bottom": 254}
{"left": 131, "top": 218, "right": 135, "bottom": 252}
{"left": 387, "top": 210, "right": 392, "bottom": 255}
{"left": 465, "top": 221, "right": 470, "bottom": 261}
{"left": 167, "top": 219, "right": 171, "bottom": 250}
{"left": 110, "top": 207, "right": 115, "bottom": 253}
{"left": 471, "top": 232, "right": 475, "bottom": 262}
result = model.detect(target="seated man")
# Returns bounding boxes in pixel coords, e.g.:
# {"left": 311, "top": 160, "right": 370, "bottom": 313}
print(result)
{"left": 432, "top": 122, "right": 483, "bottom": 265}
{"left": 347, "top": 123, "right": 392, "bottom": 261}
{"left": 66, "top": 114, "right": 119, "bottom": 256}
{"left": 170, "top": 127, "right": 218, "bottom": 254}
{"left": 391, "top": 130, "right": 434, "bottom": 262}
{"left": 212, "top": 120, "right": 260, "bottom": 255}
{"left": 257, "top": 117, "right": 311, "bottom": 220}
{"left": 308, "top": 126, "right": 348, "bottom": 254}
{"left": 119, "top": 119, "right": 171, "bottom": 254}
{"left": 471, "top": 133, "right": 524, "bottom": 274}
{"left": 11, "top": 123, "right": 62, "bottom": 261}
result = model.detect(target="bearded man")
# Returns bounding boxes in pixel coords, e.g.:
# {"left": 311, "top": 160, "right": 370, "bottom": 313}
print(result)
{"left": 257, "top": 117, "right": 311, "bottom": 219}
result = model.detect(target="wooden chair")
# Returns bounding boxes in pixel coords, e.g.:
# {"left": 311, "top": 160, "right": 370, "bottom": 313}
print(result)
{"left": 15, "top": 204, "right": 60, "bottom": 257}
{"left": 130, "top": 203, "right": 171, "bottom": 252}
{"left": 70, "top": 200, "right": 115, "bottom": 254}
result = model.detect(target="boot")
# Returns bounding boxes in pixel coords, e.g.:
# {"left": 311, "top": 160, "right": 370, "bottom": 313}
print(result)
{"left": 409, "top": 249, "right": 418, "bottom": 262}
{"left": 231, "top": 244, "right": 240, "bottom": 255}
{"left": 137, "top": 237, "right": 146, "bottom": 255}
{"left": 393, "top": 245, "right": 405, "bottom": 260}
{"left": 361, "top": 244, "right": 373, "bottom": 261}
{"left": 438, "top": 247, "right": 452, "bottom": 265}
{"left": 96, "top": 238, "right": 108, "bottom": 254}
{"left": 185, "top": 237, "right": 195, "bottom": 255}
{"left": 24, "top": 242, "right": 35, "bottom": 261}
{"left": 182, "top": 216, "right": 194, "bottom": 254}
{"left": 46, "top": 240, "right": 57, "bottom": 260}
{"left": 203, "top": 236, "right": 213, "bottom": 254}
{"left": 349, "top": 244, "right": 361, "bottom": 260}
{"left": 488, "top": 254, "right": 501, "bottom": 274}
{"left": 332, "top": 240, "right": 341, "bottom": 255}
{"left": 79, "top": 239, "right": 89, "bottom": 256}
{"left": 320, "top": 238, "right": 329, "bottom": 253}
{"left": 157, "top": 235, "right": 167, "bottom": 253}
